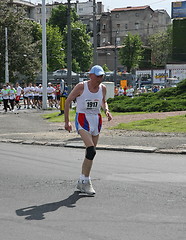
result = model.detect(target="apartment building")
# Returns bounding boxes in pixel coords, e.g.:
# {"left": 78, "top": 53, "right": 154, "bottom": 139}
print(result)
{"left": 99, "top": 5, "right": 171, "bottom": 47}
{"left": 8, "top": 0, "right": 35, "bottom": 20}
{"left": 97, "top": 5, "right": 171, "bottom": 70}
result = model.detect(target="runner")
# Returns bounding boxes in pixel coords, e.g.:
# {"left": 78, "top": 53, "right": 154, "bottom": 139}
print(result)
{"left": 33, "top": 83, "right": 40, "bottom": 108}
{"left": 64, "top": 65, "right": 112, "bottom": 195}
{"left": 38, "top": 84, "right": 43, "bottom": 109}
{"left": 1, "top": 85, "right": 10, "bottom": 113}
{"left": 47, "top": 82, "right": 55, "bottom": 108}
{"left": 15, "top": 82, "right": 23, "bottom": 110}
{"left": 9, "top": 84, "right": 16, "bottom": 112}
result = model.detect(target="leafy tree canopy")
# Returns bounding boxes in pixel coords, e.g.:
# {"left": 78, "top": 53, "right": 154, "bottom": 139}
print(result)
{"left": 119, "top": 33, "right": 143, "bottom": 73}
{"left": 47, "top": 25, "right": 65, "bottom": 71}
{"left": 48, "top": 4, "right": 93, "bottom": 72}
{"left": 63, "top": 21, "right": 92, "bottom": 72}
{"left": 48, "top": 4, "right": 78, "bottom": 33}
{"left": 0, "top": 0, "right": 41, "bottom": 83}
{"left": 148, "top": 26, "right": 172, "bottom": 67}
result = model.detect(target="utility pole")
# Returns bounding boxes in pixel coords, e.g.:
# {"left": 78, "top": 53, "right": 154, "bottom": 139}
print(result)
{"left": 93, "top": 0, "right": 97, "bottom": 65}
{"left": 5, "top": 27, "right": 9, "bottom": 83}
{"left": 114, "top": 30, "right": 119, "bottom": 87}
{"left": 67, "top": 0, "right": 72, "bottom": 94}
{"left": 42, "top": 0, "right": 47, "bottom": 109}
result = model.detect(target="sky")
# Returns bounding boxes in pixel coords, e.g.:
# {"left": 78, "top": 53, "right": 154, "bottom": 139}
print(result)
{"left": 29, "top": 0, "right": 176, "bottom": 16}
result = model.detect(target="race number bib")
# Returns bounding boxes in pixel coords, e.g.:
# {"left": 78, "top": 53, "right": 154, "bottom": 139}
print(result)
{"left": 85, "top": 99, "right": 99, "bottom": 109}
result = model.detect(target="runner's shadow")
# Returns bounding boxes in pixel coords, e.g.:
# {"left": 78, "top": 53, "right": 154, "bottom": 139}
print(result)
{"left": 15, "top": 191, "right": 91, "bottom": 220}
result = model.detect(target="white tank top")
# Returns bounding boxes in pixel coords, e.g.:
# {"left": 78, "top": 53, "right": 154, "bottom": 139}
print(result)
{"left": 76, "top": 81, "right": 103, "bottom": 114}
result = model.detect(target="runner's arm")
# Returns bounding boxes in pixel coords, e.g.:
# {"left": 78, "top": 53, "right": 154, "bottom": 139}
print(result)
{"left": 64, "top": 83, "right": 83, "bottom": 132}
{"left": 101, "top": 84, "right": 112, "bottom": 121}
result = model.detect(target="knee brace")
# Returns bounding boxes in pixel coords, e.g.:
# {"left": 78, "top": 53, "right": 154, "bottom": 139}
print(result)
{"left": 85, "top": 146, "right": 96, "bottom": 160}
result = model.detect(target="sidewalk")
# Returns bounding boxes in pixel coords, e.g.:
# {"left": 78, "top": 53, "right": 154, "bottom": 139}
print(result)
{"left": 0, "top": 105, "right": 186, "bottom": 154}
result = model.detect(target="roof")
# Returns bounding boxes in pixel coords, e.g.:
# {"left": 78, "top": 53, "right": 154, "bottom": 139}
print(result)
{"left": 10, "top": 0, "right": 35, "bottom": 7}
{"left": 111, "top": 5, "right": 151, "bottom": 12}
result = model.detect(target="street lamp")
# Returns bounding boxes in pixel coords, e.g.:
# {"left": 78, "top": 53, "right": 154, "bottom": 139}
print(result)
{"left": 114, "top": 30, "right": 119, "bottom": 87}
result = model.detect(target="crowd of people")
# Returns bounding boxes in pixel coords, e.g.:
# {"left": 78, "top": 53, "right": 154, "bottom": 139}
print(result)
{"left": 114, "top": 85, "right": 135, "bottom": 97}
{"left": 114, "top": 84, "right": 162, "bottom": 97}
{"left": 0, "top": 82, "right": 66, "bottom": 113}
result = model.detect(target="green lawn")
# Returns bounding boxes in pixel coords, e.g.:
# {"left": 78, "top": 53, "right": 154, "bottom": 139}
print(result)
{"left": 42, "top": 110, "right": 145, "bottom": 122}
{"left": 42, "top": 111, "right": 186, "bottom": 133}
{"left": 42, "top": 109, "right": 76, "bottom": 122}
{"left": 112, "top": 114, "right": 186, "bottom": 133}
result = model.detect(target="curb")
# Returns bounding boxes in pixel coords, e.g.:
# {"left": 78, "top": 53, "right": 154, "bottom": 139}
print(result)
{"left": 0, "top": 139, "right": 186, "bottom": 154}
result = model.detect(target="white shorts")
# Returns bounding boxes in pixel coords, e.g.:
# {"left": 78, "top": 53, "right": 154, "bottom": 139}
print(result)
{"left": 75, "top": 113, "right": 102, "bottom": 136}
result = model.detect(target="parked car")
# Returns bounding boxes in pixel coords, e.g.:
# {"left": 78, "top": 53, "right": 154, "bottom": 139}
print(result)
{"left": 52, "top": 69, "right": 79, "bottom": 77}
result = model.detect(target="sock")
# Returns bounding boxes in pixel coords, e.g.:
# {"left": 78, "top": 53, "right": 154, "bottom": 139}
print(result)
{"left": 79, "top": 174, "right": 90, "bottom": 183}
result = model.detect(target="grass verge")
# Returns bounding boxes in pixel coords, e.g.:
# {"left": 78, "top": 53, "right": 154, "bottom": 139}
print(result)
{"left": 42, "top": 110, "right": 145, "bottom": 122}
{"left": 42, "top": 109, "right": 76, "bottom": 122}
{"left": 112, "top": 114, "right": 186, "bottom": 133}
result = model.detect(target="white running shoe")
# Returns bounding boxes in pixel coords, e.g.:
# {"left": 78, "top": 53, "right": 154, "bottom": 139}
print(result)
{"left": 77, "top": 180, "right": 96, "bottom": 195}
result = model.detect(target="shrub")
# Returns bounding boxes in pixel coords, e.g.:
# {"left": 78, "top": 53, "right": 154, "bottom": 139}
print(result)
{"left": 108, "top": 82, "right": 186, "bottom": 113}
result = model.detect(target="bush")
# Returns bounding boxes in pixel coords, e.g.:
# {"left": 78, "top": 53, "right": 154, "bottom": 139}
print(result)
{"left": 176, "top": 79, "right": 186, "bottom": 94}
{"left": 108, "top": 82, "right": 186, "bottom": 113}
{"left": 156, "top": 87, "right": 177, "bottom": 98}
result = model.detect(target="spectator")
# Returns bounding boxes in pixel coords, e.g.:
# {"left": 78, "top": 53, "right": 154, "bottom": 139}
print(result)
{"left": 118, "top": 86, "right": 124, "bottom": 96}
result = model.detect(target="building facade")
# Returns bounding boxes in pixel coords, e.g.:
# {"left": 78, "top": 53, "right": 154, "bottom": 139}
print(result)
{"left": 8, "top": 1, "right": 171, "bottom": 72}
{"left": 97, "top": 5, "right": 171, "bottom": 70}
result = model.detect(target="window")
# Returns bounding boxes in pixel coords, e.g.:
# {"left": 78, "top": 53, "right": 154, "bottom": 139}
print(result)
{"left": 102, "top": 37, "right": 106, "bottom": 43}
{"left": 117, "top": 24, "right": 120, "bottom": 29}
{"left": 37, "top": 8, "right": 41, "bottom": 14}
{"left": 135, "top": 22, "right": 139, "bottom": 30}
{"left": 79, "top": 8, "right": 83, "bottom": 12}
{"left": 103, "top": 24, "right": 106, "bottom": 30}
{"left": 46, "top": 8, "right": 50, "bottom": 13}
{"left": 125, "top": 24, "right": 128, "bottom": 29}
{"left": 116, "top": 37, "right": 120, "bottom": 45}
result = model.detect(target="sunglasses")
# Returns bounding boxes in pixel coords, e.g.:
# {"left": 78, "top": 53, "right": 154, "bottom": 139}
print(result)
{"left": 96, "top": 75, "right": 104, "bottom": 78}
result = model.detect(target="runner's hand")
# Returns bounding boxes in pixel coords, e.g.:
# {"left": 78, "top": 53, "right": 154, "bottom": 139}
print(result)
{"left": 106, "top": 111, "right": 112, "bottom": 121}
{"left": 65, "top": 122, "right": 72, "bottom": 132}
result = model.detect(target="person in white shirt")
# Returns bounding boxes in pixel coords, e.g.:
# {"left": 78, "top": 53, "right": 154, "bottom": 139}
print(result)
{"left": 0, "top": 89, "right": 2, "bottom": 105}
{"left": 64, "top": 65, "right": 112, "bottom": 195}
{"left": 1, "top": 85, "right": 10, "bottom": 112}
{"left": 38, "top": 84, "right": 43, "bottom": 108}
{"left": 33, "top": 83, "right": 40, "bottom": 108}
{"left": 118, "top": 86, "right": 124, "bottom": 96}
{"left": 126, "top": 86, "right": 134, "bottom": 97}
{"left": 27, "top": 83, "right": 35, "bottom": 108}
{"left": 47, "top": 82, "right": 55, "bottom": 108}
{"left": 15, "top": 82, "right": 23, "bottom": 110}
{"left": 9, "top": 84, "right": 16, "bottom": 111}
{"left": 23, "top": 83, "right": 30, "bottom": 109}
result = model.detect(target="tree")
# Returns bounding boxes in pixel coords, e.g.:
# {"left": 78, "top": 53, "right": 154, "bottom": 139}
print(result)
{"left": 119, "top": 33, "right": 143, "bottom": 73}
{"left": 47, "top": 25, "right": 65, "bottom": 71}
{"left": 0, "top": 0, "right": 41, "bottom": 83}
{"left": 148, "top": 26, "right": 172, "bottom": 67}
{"left": 48, "top": 4, "right": 78, "bottom": 33}
{"left": 63, "top": 22, "right": 92, "bottom": 72}
{"left": 48, "top": 4, "right": 92, "bottom": 72}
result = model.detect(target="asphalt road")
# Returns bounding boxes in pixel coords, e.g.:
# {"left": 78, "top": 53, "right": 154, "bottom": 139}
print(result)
{"left": 1, "top": 143, "right": 186, "bottom": 240}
